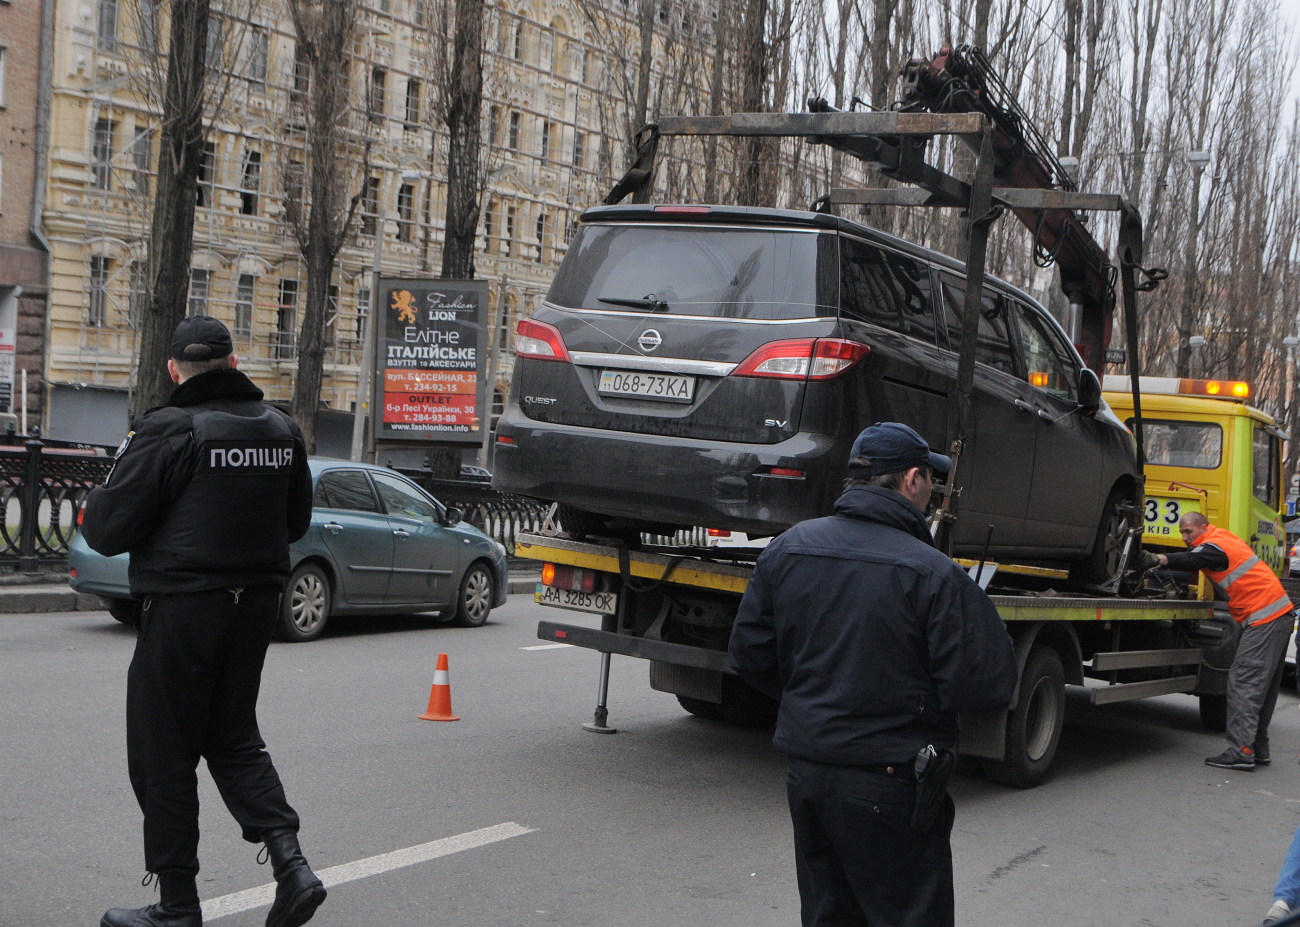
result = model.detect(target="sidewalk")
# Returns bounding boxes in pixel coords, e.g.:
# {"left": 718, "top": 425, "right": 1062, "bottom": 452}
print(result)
{"left": 0, "top": 566, "right": 542, "bottom": 614}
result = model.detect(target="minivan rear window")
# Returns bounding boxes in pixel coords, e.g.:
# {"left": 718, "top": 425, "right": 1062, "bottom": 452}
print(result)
{"left": 547, "top": 223, "right": 833, "bottom": 320}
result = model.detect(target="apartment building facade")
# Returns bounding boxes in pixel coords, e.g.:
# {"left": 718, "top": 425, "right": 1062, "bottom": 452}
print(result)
{"left": 40, "top": 0, "right": 700, "bottom": 451}
{"left": 1, "top": 0, "right": 53, "bottom": 434}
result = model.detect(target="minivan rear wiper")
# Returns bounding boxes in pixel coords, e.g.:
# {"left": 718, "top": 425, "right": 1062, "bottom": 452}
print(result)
{"left": 597, "top": 295, "right": 670, "bottom": 312}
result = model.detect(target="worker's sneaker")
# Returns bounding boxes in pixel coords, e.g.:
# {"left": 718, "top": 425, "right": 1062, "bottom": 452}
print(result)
{"left": 1205, "top": 749, "right": 1255, "bottom": 771}
{"left": 1264, "top": 899, "right": 1291, "bottom": 924}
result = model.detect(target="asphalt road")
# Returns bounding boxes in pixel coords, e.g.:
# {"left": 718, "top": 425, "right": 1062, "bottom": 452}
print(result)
{"left": 5, "top": 595, "right": 1300, "bottom": 927}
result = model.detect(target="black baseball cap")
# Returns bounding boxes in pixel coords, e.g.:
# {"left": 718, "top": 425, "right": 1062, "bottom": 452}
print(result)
{"left": 848, "top": 422, "right": 951, "bottom": 477}
{"left": 170, "top": 315, "right": 232, "bottom": 360}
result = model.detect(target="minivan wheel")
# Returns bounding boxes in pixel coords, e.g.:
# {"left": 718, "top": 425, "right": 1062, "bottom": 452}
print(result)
{"left": 1071, "top": 488, "right": 1132, "bottom": 587}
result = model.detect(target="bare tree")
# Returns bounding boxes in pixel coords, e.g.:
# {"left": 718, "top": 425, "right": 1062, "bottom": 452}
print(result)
{"left": 436, "top": 0, "right": 486, "bottom": 281}
{"left": 285, "top": 0, "right": 366, "bottom": 453}
{"left": 133, "top": 0, "right": 213, "bottom": 415}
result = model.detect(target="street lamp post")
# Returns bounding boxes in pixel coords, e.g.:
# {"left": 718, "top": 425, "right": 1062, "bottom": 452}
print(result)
{"left": 1177, "top": 150, "right": 1212, "bottom": 378}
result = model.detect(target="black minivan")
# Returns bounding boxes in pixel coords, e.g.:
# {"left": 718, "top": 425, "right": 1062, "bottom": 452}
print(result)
{"left": 493, "top": 204, "right": 1140, "bottom": 581}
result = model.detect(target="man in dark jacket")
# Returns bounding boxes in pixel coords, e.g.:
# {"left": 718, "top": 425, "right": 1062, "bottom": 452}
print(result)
{"left": 82, "top": 316, "right": 325, "bottom": 927}
{"left": 729, "top": 421, "right": 1017, "bottom": 927}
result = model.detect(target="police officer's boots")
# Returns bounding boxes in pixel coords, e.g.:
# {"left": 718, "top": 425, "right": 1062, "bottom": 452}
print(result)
{"left": 262, "top": 829, "right": 327, "bottom": 927}
{"left": 101, "top": 872, "right": 202, "bottom": 927}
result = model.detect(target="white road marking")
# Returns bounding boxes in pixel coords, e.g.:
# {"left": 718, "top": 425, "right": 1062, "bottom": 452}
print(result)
{"left": 202, "top": 822, "right": 535, "bottom": 921}
{"left": 521, "top": 642, "right": 574, "bottom": 651}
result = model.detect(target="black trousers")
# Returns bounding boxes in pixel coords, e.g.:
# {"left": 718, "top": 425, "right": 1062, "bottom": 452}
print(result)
{"left": 126, "top": 587, "right": 299, "bottom": 876}
{"left": 786, "top": 757, "right": 955, "bottom": 927}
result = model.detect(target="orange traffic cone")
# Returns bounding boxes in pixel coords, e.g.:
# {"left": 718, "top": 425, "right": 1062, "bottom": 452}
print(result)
{"left": 419, "top": 652, "right": 460, "bottom": 721}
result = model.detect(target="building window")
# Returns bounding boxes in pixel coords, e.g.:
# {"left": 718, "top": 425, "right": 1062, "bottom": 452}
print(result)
{"left": 488, "top": 105, "right": 500, "bottom": 146}
{"left": 291, "top": 45, "right": 310, "bottom": 106}
{"left": 196, "top": 140, "right": 216, "bottom": 206}
{"left": 361, "top": 176, "right": 378, "bottom": 235}
{"left": 535, "top": 212, "right": 547, "bottom": 262}
{"left": 92, "top": 118, "right": 115, "bottom": 190}
{"left": 246, "top": 27, "right": 268, "bottom": 87}
{"left": 188, "top": 268, "right": 210, "bottom": 315}
{"left": 239, "top": 149, "right": 261, "bottom": 215}
{"left": 285, "top": 159, "right": 304, "bottom": 206}
{"left": 326, "top": 284, "right": 339, "bottom": 346}
{"left": 540, "top": 120, "right": 552, "bottom": 160}
{"left": 235, "top": 273, "right": 255, "bottom": 337}
{"left": 413, "top": 0, "right": 427, "bottom": 26}
{"left": 276, "top": 279, "right": 298, "bottom": 359}
{"left": 97, "top": 0, "right": 118, "bottom": 52}
{"left": 368, "top": 67, "right": 387, "bottom": 121}
{"left": 508, "top": 112, "right": 520, "bottom": 151}
{"left": 504, "top": 204, "right": 515, "bottom": 255}
{"left": 396, "top": 182, "right": 414, "bottom": 242}
{"left": 205, "top": 16, "right": 224, "bottom": 71}
{"left": 128, "top": 260, "right": 147, "bottom": 327}
{"left": 579, "top": 48, "right": 589, "bottom": 84}
{"left": 356, "top": 286, "right": 370, "bottom": 346}
{"left": 573, "top": 131, "right": 585, "bottom": 169}
{"left": 89, "top": 256, "right": 110, "bottom": 327}
{"left": 483, "top": 201, "right": 494, "bottom": 251}
{"left": 513, "top": 22, "right": 524, "bottom": 59}
{"left": 132, "top": 127, "right": 151, "bottom": 196}
{"left": 139, "top": 0, "right": 159, "bottom": 56}
{"left": 404, "top": 79, "right": 422, "bottom": 129}
{"left": 0, "top": 48, "right": 7, "bottom": 107}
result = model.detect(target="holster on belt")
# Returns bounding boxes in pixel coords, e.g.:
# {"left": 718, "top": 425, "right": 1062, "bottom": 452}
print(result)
{"left": 910, "top": 744, "right": 955, "bottom": 833}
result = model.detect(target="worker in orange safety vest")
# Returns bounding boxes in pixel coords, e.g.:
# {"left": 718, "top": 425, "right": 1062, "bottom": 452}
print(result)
{"left": 1137, "top": 512, "right": 1294, "bottom": 771}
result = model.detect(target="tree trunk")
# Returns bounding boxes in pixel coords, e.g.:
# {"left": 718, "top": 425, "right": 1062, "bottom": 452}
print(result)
{"left": 133, "top": 0, "right": 211, "bottom": 416}
{"left": 290, "top": 0, "right": 358, "bottom": 453}
{"left": 431, "top": 0, "right": 486, "bottom": 479}
{"left": 440, "top": 0, "right": 485, "bottom": 281}
{"left": 736, "top": 0, "right": 768, "bottom": 206}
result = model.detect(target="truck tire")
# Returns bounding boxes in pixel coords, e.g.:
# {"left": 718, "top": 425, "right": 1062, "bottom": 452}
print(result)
{"left": 982, "top": 645, "right": 1066, "bottom": 788}
{"left": 676, "top": 696, "right": 723, "bottom": 720}
{"left": 1198, "top": 692, "right": 1228, "bottom": 731}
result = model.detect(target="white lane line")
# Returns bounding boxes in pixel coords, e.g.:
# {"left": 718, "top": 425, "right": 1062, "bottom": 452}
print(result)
{"left": 521, "top": 642, "right": 574, "bottom": 650}
{"left": 202, "top": 822, "right": 535, "bottom": 921}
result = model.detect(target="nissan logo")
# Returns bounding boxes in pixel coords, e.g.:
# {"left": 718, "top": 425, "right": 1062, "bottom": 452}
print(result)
{"left": 638, "top": 329, "right": 663, "bottom": 352}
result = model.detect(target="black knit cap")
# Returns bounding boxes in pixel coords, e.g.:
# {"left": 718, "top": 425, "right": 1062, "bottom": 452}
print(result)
{"left": 169, "top": 315, "right": 232, "bottom": 360}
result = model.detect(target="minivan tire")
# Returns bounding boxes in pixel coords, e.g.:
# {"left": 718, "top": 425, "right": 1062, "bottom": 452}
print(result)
{"left": 1071, "top": 487, "right": 1133, "bottom": 587}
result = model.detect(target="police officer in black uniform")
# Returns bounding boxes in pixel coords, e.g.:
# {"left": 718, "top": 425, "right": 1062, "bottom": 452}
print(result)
{"left": 82, "top": 316, "right": 324, "bottom": 927}
{"left": 729, "top": 422, "right": 1017, "bottom": 927}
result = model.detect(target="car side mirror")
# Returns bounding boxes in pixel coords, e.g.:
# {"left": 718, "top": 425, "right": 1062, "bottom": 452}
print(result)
{"left": 444, "top": 506, "right": 463, "bottom": 527}
{"left": 1077, "top": 368, "right": 1102, "bottom": 414}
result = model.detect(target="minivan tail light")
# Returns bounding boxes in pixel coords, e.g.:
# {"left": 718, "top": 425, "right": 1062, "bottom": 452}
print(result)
{"left": 514, "top": 318, "right": 571, "bottom": 362}
{"left": 732, "top": 338, "right": 869, "bottom": 380}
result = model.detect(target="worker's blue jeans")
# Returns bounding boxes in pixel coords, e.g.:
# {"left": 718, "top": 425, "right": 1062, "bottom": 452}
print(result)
{"left": 1273, "top": 825, "right": 1300, "bottom": 906}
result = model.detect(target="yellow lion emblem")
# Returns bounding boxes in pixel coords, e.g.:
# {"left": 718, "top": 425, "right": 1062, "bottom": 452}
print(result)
{"left": 391, "top": 290, "right": 418, "bottom": 325}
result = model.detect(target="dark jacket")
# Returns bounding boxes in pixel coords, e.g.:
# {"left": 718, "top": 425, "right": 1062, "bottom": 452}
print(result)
{"left": 728, "top": 484, "right": 1017, "bottom": 766}
{"left": 81, "top": 368, "right": 313, "bottom": 595}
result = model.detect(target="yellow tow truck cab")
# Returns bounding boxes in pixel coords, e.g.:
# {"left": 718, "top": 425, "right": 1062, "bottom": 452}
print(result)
{"left": 1102, "top": 375, "right": 1288, "bottom": 579}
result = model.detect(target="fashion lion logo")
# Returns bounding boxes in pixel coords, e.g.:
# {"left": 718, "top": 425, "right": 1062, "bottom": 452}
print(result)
{"left": 391, "top": 290, "right": 418, "bottom": 325}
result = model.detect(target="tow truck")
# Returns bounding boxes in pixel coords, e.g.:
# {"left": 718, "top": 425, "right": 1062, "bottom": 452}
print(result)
{"left": 513, "top": 49, "right": 1244, "bottom": 787}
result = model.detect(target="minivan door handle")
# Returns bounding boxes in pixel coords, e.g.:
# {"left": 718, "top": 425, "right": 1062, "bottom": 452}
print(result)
{"left": 393, "top": 528, "right": 410, "bottom": 539}
{"left": 1013, "top": 399, "right": 1036, "bottom": 415}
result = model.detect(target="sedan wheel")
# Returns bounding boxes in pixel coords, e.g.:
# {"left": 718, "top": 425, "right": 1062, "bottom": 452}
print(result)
{"left": 278, "top": 562, "right": 331, "bottom": 642}
{"left": 453, "top": 562, "right": 494, "bottom": 627}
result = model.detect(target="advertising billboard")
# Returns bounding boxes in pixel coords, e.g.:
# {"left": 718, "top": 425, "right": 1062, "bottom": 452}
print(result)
{"left": 375, "top": 278, "right": 487, "bottom": 446}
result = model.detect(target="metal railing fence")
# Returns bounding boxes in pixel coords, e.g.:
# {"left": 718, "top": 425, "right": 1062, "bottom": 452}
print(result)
{"left": 0, "top": 439, "right": 116, "bottom": 570}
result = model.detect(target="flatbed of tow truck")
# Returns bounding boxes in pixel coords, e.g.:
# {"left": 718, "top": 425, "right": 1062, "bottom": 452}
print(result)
{"left": 517, "top": 531, "right": 1228, "bottom": 787}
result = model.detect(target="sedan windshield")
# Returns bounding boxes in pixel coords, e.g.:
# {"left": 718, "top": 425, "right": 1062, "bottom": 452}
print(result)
{"left": 548, "top": 223, "right": 832, "bottom": 320}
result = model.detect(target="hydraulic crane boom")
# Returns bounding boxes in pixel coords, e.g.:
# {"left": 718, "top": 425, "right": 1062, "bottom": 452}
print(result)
{"left": 897, "top": 44, "right": 1117, "bottom": 372}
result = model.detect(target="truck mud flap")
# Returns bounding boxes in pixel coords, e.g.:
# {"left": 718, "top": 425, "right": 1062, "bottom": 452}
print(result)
{"left": 537, "top": 620, "right": 732, "bottom": 673}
